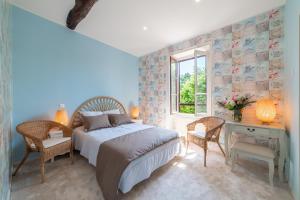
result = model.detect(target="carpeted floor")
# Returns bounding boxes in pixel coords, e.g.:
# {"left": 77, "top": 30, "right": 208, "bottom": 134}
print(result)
{"left": 11, "top": 143, "right": 293, "bottom": 200}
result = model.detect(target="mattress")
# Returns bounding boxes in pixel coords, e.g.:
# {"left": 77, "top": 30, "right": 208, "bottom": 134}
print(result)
{"left": 73, "top": 123, "right": 181, "bottom": 193}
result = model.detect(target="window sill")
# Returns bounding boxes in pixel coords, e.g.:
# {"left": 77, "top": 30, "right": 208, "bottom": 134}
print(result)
{"left": 171, "top": 112, "right": 208, "bottom": 119}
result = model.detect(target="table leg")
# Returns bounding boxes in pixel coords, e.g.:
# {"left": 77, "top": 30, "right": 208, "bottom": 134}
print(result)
{"left": 225, "top": 125, "right": 230, "bottom": 164}
{"left": 278, "top": 132, "right": 287, "bottom": 182}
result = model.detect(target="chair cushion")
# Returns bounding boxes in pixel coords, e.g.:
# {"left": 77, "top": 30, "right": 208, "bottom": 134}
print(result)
{"left": 188, "top": 123, "right": 207, "bottom": 138}
{"left": 43, "top": 137, "right": 71, "bottom": 148}
{"left": 232, "top": 142, "right": 275, "bottom": 159}
{"left": 31, "top": 137, "right": 71, "bottom": 149}
{"left": 188, "top": 130, "right": 206, "bottom": 138}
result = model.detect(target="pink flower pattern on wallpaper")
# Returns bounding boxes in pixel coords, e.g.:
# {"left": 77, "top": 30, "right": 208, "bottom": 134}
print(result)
{"left": 139, "top": 8, "right": 284, "bottom": 127}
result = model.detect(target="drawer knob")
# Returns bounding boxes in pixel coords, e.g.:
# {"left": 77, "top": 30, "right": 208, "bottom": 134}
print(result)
{"left": 247, "top": 128, "right": 255, "bottom": 132}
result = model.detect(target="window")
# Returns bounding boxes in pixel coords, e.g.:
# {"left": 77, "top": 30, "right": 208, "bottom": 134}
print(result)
{"left": 170, "top": 48, "right": 210, "bottom": 115}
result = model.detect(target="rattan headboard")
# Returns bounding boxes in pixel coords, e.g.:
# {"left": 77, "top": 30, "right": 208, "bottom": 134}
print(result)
{"left": 70, "top": 96, "right": 126, "bottom": 128}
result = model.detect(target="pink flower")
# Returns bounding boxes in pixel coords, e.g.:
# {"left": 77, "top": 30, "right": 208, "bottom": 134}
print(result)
{"left": 232, "top": 95, "right": 238, "bottom": 101}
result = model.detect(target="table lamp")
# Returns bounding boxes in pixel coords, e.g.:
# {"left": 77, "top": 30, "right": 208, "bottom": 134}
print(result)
{"left": 54, "top": 104, "right": 69, "bottom": 126}
{"left": 130, "top": 106, "right": 140, "bottom": 119}
{"left": 255, "top": 98, "right": 276, "bottom": 124}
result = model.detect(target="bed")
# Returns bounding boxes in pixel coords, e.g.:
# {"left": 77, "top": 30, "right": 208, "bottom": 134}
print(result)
{"left": 70, "top": 96, "right": 181, "bottom": 198}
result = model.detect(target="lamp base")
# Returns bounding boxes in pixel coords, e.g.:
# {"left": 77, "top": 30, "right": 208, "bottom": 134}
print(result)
{"left": 260, "top": 121, "right": 272, "bottom": 125}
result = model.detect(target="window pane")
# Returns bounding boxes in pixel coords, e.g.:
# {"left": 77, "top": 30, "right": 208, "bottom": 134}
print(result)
{"left": 170, "top": 58, "right": 178, "bottom": 113}
{"left": 179, "top": 59, "right": 195, "bottom": 114}
{"left": 171, "top": 95, "right": 177, "bottom": 113}
{"left": 196, "top": 56, "right": 206, "bottom": 94}
{"left": 179, "top": 103, "right": 195, "bottom": 114}
{"left": 171, "top": 62, "right": 177, "bottom": 94}
{"left": 196, "top": 94, "right": 207, "bottom": 113}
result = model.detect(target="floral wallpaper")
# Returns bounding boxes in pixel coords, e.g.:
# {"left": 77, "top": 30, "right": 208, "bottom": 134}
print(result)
{"left": 139, "top": 7, "right": 284, "bottom": 127}
{"left": 0, "top": 0, "right": 12, "bottom": 199}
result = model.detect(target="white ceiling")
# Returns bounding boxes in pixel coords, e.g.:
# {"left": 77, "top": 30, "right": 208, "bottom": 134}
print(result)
{"left": 10, "top": 0, "right": 285, "bottom": 57}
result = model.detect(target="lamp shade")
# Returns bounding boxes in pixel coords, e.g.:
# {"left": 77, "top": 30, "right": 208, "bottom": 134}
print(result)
{"left": 255, "top": 98, "right": 276, "bottom": 123}
{"left": 130, "top": 106, "right": 140, "bottom": 119}
{"left": 54, "top": 104, "right": 69, "bottom": 125}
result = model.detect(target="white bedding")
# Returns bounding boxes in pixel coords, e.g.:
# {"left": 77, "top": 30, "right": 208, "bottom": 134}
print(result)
{"left": 73, "top": 123, "right": 181, "bottom": 193}
{"left": 73, "top": 123, "right": 154, "bottom": 166}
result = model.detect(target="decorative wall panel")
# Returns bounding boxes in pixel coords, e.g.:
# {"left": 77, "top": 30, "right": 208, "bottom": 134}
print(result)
{"left": 139, "top": 7, "right": 284, "bottom": 127}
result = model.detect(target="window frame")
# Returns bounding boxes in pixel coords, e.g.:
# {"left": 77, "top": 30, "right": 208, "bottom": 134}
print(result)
{"left": 170, "top": 56, "right": 179, "bottom": 113}
{"left": 170, "top": 48, "right": 211, "bottom": 116}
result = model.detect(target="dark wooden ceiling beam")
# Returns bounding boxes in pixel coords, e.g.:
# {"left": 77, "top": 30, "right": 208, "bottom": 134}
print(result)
{"left": 66, "top": 0, "right": 98, "bottom": 30}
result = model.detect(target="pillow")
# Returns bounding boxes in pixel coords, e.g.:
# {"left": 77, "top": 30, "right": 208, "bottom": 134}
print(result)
{"left": 80, "top": 111, "right": 103, "bottom": 117}
{"left": 83, "top": 114, "right": 112, "bottom": 132}
{"left": 103, "top": 109, "right": 121, "bottom": 114}
{"left": 108, "top": 114, "right": 133, "bottom": 127}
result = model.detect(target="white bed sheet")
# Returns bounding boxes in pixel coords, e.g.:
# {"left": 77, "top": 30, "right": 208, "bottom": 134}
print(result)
{"left": 73, "top": 123, "right": 154, "bottom": 166}
{"left": 73, "top": 123, "right": 180, "bottom": 193}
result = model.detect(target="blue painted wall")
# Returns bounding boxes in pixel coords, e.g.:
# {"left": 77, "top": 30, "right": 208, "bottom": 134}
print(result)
{"left": 284, "top": 0, "right": 300, "bottom": 199}
{"left": 12, "top": 6, "right": 139, "bottom": 161}
{"left": 0, "top": 0, "right": 12, "bottom": 199}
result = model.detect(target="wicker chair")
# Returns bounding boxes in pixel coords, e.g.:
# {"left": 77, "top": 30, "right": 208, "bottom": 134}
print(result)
{"left": 13, "top": 120, "right": 73, "bottom": 183}
{"left": 186, "top": 117, "right": 225, "bottom": 167}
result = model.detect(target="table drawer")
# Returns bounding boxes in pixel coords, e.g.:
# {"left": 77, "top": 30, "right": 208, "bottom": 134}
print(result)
{"left": 232, "top": 125, "right": 270, "bottom": 137}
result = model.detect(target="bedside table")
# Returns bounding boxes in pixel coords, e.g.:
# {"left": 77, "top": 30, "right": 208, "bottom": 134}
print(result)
{"left": 131, "top": 119, "right": 143, "bottom": 124}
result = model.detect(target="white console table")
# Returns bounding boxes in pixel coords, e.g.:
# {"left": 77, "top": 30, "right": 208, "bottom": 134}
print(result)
{"left": 224, "top": 121, "right": 288, "bottom": 182}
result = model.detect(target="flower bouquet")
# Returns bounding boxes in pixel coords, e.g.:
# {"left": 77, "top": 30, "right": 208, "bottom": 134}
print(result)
{"left": 218, "top": 95, "right": 255, "bottom": 122}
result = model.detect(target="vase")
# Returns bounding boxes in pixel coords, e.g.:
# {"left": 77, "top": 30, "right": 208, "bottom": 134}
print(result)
{"left": 233, "top": 109, "right": 242, "bottom": 122}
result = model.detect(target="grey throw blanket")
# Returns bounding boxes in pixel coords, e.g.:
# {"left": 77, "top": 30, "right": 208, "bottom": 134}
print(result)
{"left": 96, "top": 127, "right": 179, "bottom": 200}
